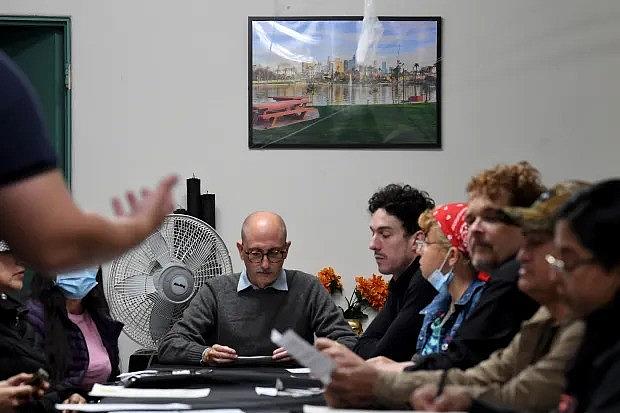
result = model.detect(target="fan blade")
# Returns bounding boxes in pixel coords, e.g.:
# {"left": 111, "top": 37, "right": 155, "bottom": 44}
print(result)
{"left": 116, "top": 273, "right": 156, "bottom": 298}
{"left": 183, "top": 246, "right": 211, "bottom": 274}
{"left": 149, "top": 299, "right": 182, "bottom": 344}
{"left": 146, "top": 231, "right": 173, "bottom": 267}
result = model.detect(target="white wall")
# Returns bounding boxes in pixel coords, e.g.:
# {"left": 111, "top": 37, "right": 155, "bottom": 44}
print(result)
{"left": 3, "top": 0, "right": 620, "bottom": 370}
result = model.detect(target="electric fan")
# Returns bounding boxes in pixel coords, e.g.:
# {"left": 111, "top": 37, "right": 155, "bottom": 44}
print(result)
{"left": 105, "top": 214, "right": 233, "bottom": 349}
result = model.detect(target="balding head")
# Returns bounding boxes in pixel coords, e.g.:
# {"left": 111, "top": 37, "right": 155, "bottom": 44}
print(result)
{"left": 241, "top": 211, "right": 287, "bottom": 245}
{"left": 237, "top": 211, "right": 290, "bottom": 289}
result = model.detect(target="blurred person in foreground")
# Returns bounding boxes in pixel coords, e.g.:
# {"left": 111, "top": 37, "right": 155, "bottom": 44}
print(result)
{"left": 0, "top": 51, "right": 177, "bottom": 273}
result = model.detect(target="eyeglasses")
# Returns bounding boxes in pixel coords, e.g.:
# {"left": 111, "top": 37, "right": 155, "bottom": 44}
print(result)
{"left": 545, "top": 253, "right": 597, "bottom": 273}
{"left": 415, "top": 239, "right": 446, "bottom": 252}
{"left": 243, "top": 248, "right": 288, "bottom": 263}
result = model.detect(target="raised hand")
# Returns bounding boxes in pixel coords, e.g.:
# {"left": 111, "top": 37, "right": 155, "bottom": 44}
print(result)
{"left": 111, "top": 174, "right": 178, "bottom": 232}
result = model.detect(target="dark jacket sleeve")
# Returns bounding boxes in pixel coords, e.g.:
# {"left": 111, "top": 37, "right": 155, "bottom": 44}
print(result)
{"left": 586, "top": 352, "right": 620, "bottom": 413}
{"left": 354, "top": 272, "right": 437, "bottom": 361}
{"left": 407, "top": 267, "right": 538, "bottom": 371}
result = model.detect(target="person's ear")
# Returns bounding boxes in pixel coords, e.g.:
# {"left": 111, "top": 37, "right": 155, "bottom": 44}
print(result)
{"left": 236, "top": 241, "right": 244, "bottom": 259}
{"left": 409, "top": 231, "right": 422, "bottom": 255}
{"left": 447, "top": 247, "right": 460, "bottom": 267}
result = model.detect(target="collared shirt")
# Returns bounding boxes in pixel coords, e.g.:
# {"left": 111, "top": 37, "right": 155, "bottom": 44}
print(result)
{"left": 237, "top": 269, "right": 288, "bottom": 292}
{"left": 405, "top": 257, "right": 540, "bottom": 372}
{"left": 416, "top": 277, "right": 486, "bottom": 355}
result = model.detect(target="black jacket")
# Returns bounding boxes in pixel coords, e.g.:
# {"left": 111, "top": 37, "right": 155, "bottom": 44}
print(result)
{"left": 353, "top": 260, "right": 437, "bottom": 361}
{"left": 561, "top": 291, "right": 620, "bottom": 413}
{"left": 0, "top": 293, "right": 75, "bottom": 412}
{"left": 406, "top": 257, "right": 539, "bottom": 371}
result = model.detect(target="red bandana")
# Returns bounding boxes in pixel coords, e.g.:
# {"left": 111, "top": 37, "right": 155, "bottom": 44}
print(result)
{"left": 432, "top": 203, "right": 469, "bottom": 253}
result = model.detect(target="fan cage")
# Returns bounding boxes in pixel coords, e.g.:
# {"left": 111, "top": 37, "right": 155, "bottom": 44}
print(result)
{"left": 105, "top": 214, "right": 233, "bottom": 349}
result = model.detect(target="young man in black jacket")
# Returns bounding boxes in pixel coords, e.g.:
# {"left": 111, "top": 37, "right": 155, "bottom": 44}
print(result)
{"left": 353, "top": 184, "right": 437, "bottom": 362}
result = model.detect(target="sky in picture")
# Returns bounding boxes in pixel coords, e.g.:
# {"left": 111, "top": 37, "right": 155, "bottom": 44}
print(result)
{"left": 252, "top": 19, "right": 438, "bottom": 69}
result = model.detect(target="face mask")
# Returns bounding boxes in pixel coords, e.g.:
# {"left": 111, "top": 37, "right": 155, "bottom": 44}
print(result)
{"left": 427, "top": 251, "right": 454, "bottom": 291}
{"left": 55, "top": 267, "right": 98, "bottom": 300}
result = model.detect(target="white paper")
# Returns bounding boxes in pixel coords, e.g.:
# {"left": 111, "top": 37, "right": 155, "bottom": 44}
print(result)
{"left": 256, "top": 387, "right": 324, "bottom": 398}
{"left": 236, "top": 355, "right": 273, "bottom": 361}
{"left": 54, "top": 403, "right": 190, "bottom": 412}
{"left": 115, "top": 410, "right": 243, "bottom": 413}
{"left": 117, "top": 370, "right": 158, "bottom": 378}
{"left": 271, "top": 329, "right": 335, "bottom": 385}
{"left": 287, "top": 367, "right": 311, "bottom": 374}
{"left": 89, "top": 383, "right": 211, "bottom": 398}
{"left": 303, "top": 404, "right": 467, "bottom": 413}
{"left": 255, "top": 386, "right": 278, "bottom": 396}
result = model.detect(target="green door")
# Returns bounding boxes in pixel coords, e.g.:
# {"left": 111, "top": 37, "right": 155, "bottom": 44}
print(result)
{"left": 0, "top": 17, "right": 71, "bottom": 183}
{"left": 0, "top": 17, "right": 71, "bottom": 295}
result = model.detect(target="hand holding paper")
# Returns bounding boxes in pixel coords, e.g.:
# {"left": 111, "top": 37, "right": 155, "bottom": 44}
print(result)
{"left": 271, "top": 329, "right": 335, "bottom": 385}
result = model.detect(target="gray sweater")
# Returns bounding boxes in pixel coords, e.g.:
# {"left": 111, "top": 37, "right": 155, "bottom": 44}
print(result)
{"left": 158, "top": 269, "right": 357, "bottom": 364}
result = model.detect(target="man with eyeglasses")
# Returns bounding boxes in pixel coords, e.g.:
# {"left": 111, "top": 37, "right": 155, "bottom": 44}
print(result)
{"left": 158, "top": 211, "right": 356, "bottom": 365}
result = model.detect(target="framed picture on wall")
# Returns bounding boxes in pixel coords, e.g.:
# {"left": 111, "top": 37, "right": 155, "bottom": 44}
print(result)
{"left": 248, "top": 16, "right": 441, "bottom": 149}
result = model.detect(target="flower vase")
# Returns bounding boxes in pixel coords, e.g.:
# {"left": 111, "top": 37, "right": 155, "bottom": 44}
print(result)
{"left": 346, "top": 318, "right": 364, "bottom": 336}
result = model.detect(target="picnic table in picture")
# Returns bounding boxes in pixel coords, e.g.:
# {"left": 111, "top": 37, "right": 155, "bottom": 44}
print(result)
{"left": 252, "top": 96, "right": 319, "bottom": 129}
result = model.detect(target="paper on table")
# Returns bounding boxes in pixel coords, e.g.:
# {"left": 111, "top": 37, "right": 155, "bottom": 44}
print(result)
{"left": 54, "top": 403, "right": 190, "bottom": 412}
{"left": 117, "top": 370, "right": 158, "bottom": 378}
{"left": 271, "top": 329, "right": 335, "bottom": 385}
{"left": 255, "top": 387, "right": 278, "bottom": 396}
{"left": 89, "top": 383, "right": 211, "bottom": 398}
{"left": 256, "top": 387, "right": 324, "bottom": 397}
{"left": 115, "top": 410, "right": 243, "bottom": 413}
{"left": 287, "top": 367, "right": 311, "bottom": 374}
{"left": 303, "top": 404, "right": 467, "bottom": 413}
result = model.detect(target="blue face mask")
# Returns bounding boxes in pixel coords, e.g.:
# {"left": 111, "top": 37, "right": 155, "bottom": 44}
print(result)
{"left": 427, "top": 252, "right": 454, "bottom": 291}
{"left": 55, "top": 267, "right": 99, "bottom": 300}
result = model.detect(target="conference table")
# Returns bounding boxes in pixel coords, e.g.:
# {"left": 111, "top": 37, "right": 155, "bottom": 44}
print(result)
{"left": 99, "top": 363, "right": 327, "bottom": 412}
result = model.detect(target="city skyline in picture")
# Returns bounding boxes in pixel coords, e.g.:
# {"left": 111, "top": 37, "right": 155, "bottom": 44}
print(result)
{"left": 252, "top": 18, "right": 438, "bottom": 71}
{"left": 248, "top": 16, "right": 441, "bottom": 149}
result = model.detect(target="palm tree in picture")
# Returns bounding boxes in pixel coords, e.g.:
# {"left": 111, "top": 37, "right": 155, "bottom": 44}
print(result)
{"left": 413, "top": 62, "right": 420, "bottom": 97}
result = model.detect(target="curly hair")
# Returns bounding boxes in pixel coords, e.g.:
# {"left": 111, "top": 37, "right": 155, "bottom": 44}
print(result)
{"left": 466, "top": 161, "right": 545, "bottom": 207}
{"left": 368, "top": 184, "right": 435, "bottom": 235}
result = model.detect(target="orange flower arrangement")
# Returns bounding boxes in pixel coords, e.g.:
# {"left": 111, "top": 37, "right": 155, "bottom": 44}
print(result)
{"left": 317, "top": 267, "right": 343, "bottom": 294}
{"left": 355, "top": 274, "right": 389, "bottom": 311}
{"left": 343, "top": 274, "right": 389, "bottom": 319}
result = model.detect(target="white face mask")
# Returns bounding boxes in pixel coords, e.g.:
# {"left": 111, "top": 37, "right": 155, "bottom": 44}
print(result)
{"left": 427, "top": 250, "right": 454, "bottom": 291}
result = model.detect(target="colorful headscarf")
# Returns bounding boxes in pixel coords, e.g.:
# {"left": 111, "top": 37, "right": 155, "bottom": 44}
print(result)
{"left": 432, "top": 203, "right": 469, "bottom": 253}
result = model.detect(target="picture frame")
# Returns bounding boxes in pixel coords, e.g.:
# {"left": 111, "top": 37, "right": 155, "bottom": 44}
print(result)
{"left": 248, "top": 16, "right": 441, "bottom": 149}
